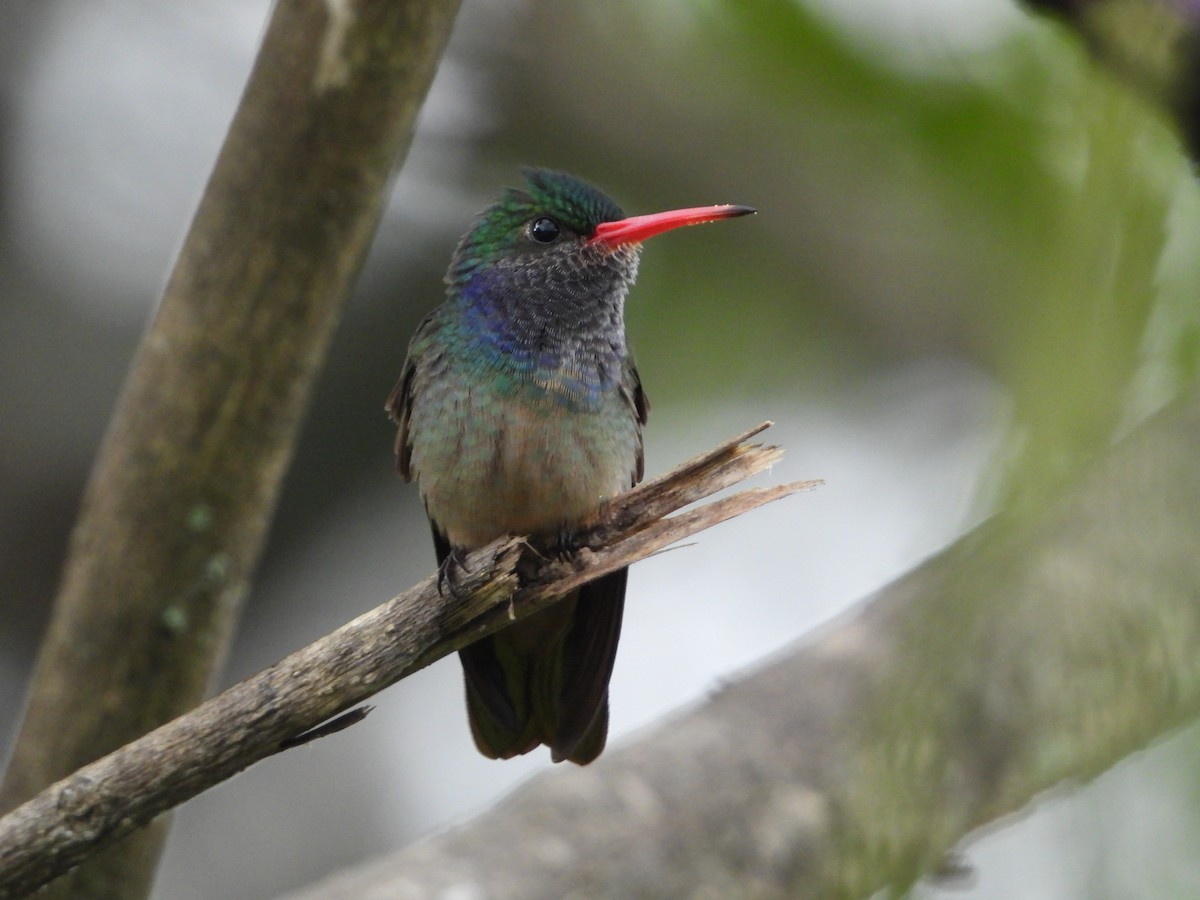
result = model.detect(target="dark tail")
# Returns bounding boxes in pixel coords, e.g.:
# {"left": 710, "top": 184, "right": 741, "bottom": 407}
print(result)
{"left": 459, "top": 567, "right": 627, "bottom": 765}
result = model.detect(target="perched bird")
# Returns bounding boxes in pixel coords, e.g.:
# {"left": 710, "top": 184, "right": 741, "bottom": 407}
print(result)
{"left": 387, "top": 168, "right": 753, "bottom": 764}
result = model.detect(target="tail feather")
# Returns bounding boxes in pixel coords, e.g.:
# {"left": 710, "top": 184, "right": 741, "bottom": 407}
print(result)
{"left": 552, "top": 567, "right": 626, "bottom": 761}
{"left": 458, "top": 568, "right": 627, "bottom": 765}
{"left": 460, "top": 637, "right": 531, "bottom": 754}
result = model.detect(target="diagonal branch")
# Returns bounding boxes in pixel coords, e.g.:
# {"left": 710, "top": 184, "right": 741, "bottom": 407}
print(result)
{"left": 0, "top": 425, "right": 817, "bottom": 899}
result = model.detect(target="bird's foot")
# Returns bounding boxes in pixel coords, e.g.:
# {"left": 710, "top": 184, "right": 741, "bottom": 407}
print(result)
{"left": 436, "top": 548, "right": 473, "bottom": 601}
{"left": 552, "top": 526, "right": 583, "bottom": 562}
{"left": 516, "top": 528, "right": 588, "bottom": 584}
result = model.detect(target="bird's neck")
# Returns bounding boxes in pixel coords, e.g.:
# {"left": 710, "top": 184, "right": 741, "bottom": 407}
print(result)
{"left": 461, "top": 267, "right": 627, "bottom": 353}
{"left": 450, "top": 271, "right": 631, "bottom": 408}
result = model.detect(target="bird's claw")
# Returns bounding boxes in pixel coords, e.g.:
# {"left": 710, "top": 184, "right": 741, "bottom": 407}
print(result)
{"left": 437, "top": 548, "right": 472, "bottom": 601}
{"left": 553, "top": 526, "right": 583, "bottom": 562}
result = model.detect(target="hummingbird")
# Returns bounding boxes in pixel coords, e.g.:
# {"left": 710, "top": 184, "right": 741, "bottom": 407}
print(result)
{"left": 387, "top": 168, "right": 753, "bottom": 764}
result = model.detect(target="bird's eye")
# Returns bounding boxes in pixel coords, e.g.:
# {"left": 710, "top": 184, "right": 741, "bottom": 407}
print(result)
{"left": 528, "top": 217, "right": 561, "bottom": 244}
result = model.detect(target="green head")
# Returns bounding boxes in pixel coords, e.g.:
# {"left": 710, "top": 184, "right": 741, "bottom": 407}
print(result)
{"left": 446, "top": 168, "right": 628, "bottom": 288}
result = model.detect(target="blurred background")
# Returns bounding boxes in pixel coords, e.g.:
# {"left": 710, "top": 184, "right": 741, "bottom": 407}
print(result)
{"left": 2, "top": 0, "right": 1199, "bottom": 897}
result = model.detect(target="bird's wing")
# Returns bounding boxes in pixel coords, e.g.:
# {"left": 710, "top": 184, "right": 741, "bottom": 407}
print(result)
{"left": 621, "top": 360, "right": 650, "bottom": 484}
{"left": 384, "top": 356, "right": 416, "bottom": 481}
{"left": 387, "top": 310, "right": 447, "bottom": 481}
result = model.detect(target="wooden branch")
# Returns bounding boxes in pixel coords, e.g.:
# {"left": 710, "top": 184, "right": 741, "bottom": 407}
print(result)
{"left": 0, "top": 2, "right": 462, "bottom": 896}
{"left": 0, "top": 426, "right": 816, "bottom": 898}
{"left": 278, "top": 388, "right": 1200, "bottom": 900}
